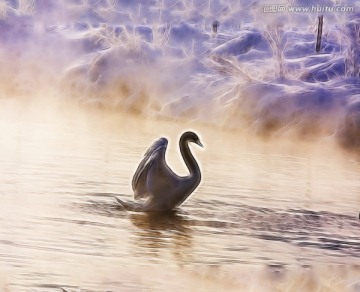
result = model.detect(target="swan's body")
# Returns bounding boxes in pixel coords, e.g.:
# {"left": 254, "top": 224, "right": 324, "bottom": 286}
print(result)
{"left": 116, "top": 131, "right": 203, "bottom": 212}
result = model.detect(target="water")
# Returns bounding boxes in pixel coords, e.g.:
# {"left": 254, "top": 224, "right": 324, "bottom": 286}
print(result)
{"left": 0, "top": 99, "right": 360, "bottom": 291}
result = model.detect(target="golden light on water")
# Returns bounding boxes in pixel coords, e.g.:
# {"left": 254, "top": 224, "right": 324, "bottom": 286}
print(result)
{"left": 0, "top": 98, "right": 359, "bottom": 290}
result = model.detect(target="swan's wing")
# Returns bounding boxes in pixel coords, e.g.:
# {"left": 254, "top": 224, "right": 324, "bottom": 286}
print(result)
{"left": 146, "top": 153, "right": 179, "bottom": 200}
{"left": 132, "top": 137, "right": 168, "bottom": 200}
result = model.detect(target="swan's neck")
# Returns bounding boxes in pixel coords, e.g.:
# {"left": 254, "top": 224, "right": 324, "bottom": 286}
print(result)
{"left": 179, "top": 137, "right": 200, "bottom": 179}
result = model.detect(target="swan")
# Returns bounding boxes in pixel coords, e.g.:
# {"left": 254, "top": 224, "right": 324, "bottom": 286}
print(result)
{"left": 115, "top": 131, "right": 203, "bottom": 212}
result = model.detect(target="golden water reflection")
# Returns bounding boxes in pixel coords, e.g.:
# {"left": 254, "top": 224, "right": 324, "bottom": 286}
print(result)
{"left": 0, "top": 99, "right": 360, "bottom": 291}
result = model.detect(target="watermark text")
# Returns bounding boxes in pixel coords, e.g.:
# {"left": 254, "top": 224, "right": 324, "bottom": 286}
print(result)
{"left": 262, "top": 5, "right": 354, "bottom": 13}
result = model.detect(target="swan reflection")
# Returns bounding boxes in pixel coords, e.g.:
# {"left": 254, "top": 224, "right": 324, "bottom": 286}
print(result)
{"left": 129, "top": 211, "right": 193, "bottom": 265}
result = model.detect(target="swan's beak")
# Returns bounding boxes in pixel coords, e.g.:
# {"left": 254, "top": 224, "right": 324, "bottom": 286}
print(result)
{"left": 196, "top": 140, "right": 204, "bottom": 147}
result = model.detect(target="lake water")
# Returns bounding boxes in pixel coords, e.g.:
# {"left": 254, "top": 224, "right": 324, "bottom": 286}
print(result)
{"left": 0, "top": 99, "right": 360, "bottom": 291}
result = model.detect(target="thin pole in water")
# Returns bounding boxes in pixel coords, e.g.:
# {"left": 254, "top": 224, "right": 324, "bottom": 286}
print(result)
{"left": 316, "top": 15, "right": 323, "bottom": 53}
{"left": 212, "top": 20, "right": 219, "bottom": 36}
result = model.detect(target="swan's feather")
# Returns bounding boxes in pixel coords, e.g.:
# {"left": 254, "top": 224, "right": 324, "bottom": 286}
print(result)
{"left": 146, "top": 149, "right": 178, "bottom": 198}
{"left": 115, "top": 197, "right": 143, "bottom": 211}
{"left": 132, "top": 137, "right": 168, "bottom": 200}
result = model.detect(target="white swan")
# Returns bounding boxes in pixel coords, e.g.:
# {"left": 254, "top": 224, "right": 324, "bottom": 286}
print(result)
{"left": 116, "top": 131, "right": 203, "bottom": 211}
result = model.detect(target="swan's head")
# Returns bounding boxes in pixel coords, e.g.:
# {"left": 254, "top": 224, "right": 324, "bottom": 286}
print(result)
{"left": 182, "top": 131, "right": 203, "bottom": 147}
